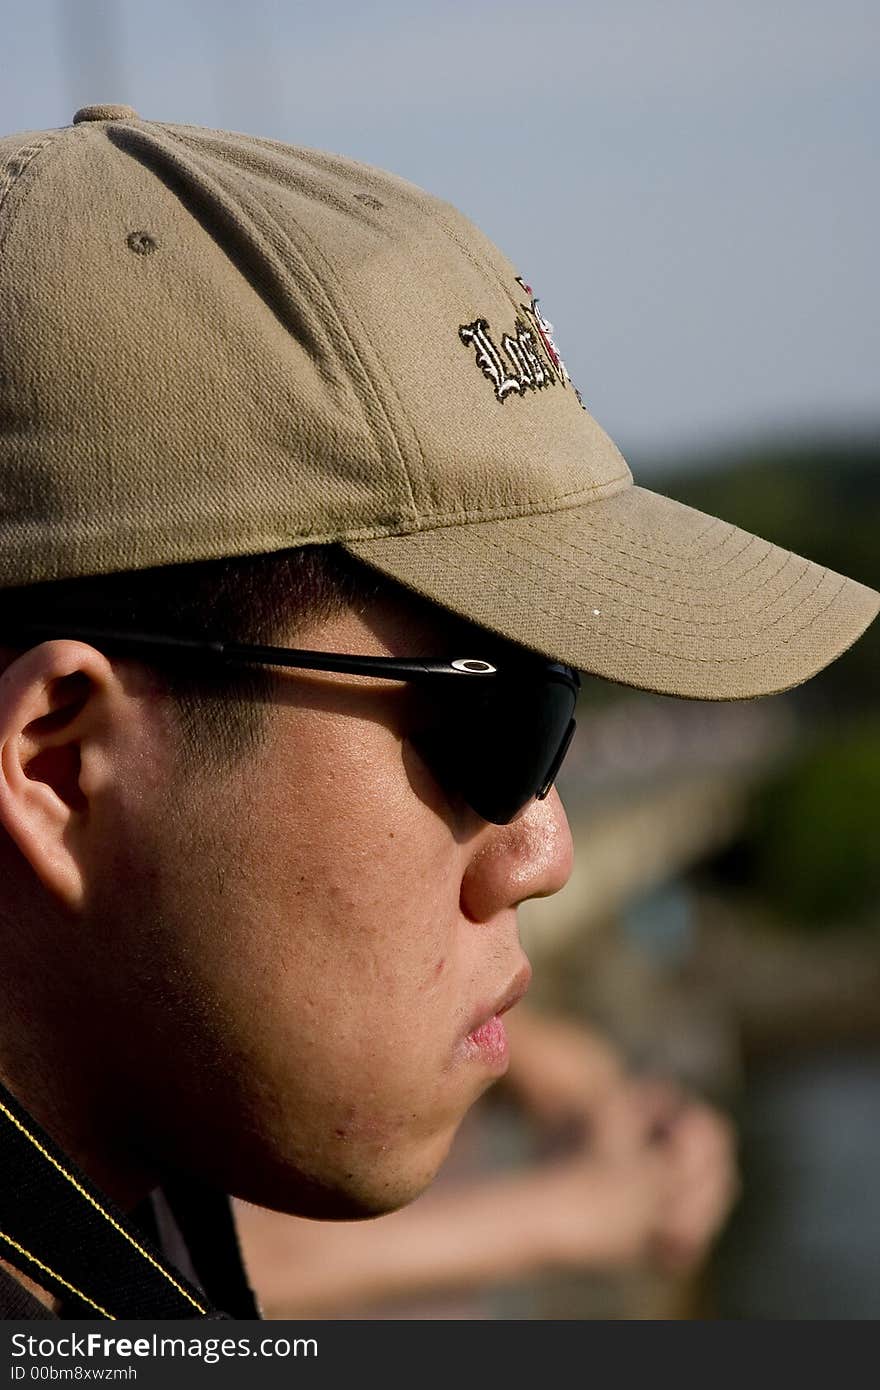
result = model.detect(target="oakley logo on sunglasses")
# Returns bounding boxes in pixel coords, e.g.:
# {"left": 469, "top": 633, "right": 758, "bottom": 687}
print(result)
{"left": 451, "top": 658, "right": 497, "bottom": 673}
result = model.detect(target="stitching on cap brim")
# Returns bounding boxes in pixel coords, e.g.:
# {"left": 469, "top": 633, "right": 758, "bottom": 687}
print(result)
{"left": 341, "top": 484, "right": 880, "bottom": 701}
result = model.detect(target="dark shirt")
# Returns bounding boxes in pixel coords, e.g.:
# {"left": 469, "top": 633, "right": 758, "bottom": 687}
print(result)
{"left": 0, "top": 1070, "right": 260, "bottom": 1321}
{"left": 0, "top": 1170, "right": 260, "bottom": 1320}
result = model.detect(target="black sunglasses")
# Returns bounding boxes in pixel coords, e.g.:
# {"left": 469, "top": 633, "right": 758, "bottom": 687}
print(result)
{"left": 4, "top": 625, "right": 580, "bottom": 825}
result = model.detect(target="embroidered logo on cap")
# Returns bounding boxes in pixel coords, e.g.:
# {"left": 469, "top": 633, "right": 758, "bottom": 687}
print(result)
{"left": 459, "top": 277, "right": 584, "bottom": 407}
{"left": 458, "top": 316, "right": 553, "bottom": 403}
{"left": 516, "top": 278, "right": 573, "bottom": 388}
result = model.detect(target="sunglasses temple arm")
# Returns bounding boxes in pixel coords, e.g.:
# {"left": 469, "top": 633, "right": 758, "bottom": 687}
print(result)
{"left": 0, "top": 626, "right": 498, "bottom": 683}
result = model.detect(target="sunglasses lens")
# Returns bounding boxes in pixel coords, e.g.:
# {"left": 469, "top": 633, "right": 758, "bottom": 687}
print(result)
{"left": 414, "top": 666, "right": 578, "bottom": 824}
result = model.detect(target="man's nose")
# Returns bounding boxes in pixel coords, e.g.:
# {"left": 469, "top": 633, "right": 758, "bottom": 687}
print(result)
{"left": 459, "top": 787, "right": 574, "bottom": 923}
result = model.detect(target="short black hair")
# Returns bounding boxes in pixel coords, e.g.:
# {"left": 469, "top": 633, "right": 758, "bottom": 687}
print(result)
{"left": 0, "top": 545, "right": 391, "bottom": 770}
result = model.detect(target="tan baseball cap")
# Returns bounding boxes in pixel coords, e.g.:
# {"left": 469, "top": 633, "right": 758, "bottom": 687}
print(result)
{"left": 1, "top": 104, "right": 876, "bottom": 698}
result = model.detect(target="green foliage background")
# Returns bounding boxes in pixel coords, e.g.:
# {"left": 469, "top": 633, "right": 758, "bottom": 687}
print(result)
{"left": 655, "top": 439, "right": 879, "bottom": 929}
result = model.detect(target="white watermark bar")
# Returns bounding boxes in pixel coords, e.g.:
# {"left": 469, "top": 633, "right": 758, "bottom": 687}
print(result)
{"left": 2, "top": 1320, "right": 849, "bottom": 1386}
{"left": 4, "top": 1325, "right": 317, "bottom": 1387}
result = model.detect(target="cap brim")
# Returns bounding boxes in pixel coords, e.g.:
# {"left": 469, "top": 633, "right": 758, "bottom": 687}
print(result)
{"left": 341, "top": 483, "right": 879, "bottom": 700}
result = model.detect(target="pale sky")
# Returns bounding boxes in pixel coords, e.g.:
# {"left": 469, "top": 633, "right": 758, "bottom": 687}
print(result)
{"left": 2, "top": 0, "right": 878, "bottom": 465}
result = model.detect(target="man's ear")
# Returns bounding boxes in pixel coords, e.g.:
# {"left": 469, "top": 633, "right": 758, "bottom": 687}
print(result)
{"left": 0, "top": 641, "right": 123, "bottom": 912}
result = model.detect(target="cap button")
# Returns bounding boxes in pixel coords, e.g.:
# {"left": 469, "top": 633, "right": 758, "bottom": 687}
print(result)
{"left": 72, "top": 104, "right": 140, "bottom": 124}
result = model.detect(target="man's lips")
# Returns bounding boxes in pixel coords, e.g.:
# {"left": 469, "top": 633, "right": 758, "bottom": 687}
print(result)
{"left": 465, "top": 959, "right": 532, "bottom": 1040}
{"left": 461, "top": 959, "right": 531, "bottom": 1071}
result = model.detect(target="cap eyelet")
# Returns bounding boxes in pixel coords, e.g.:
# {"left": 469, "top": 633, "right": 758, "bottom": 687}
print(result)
{"left": 126, "top": 231, "right": 158, "bottom": 256}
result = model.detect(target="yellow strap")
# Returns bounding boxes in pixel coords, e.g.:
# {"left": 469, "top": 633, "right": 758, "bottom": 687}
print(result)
{"left": 0, "top": 1228, "right": 114, "bottom": 1319}
{"left": 0, "top": 1098, "right": 207, "bottom": 1315}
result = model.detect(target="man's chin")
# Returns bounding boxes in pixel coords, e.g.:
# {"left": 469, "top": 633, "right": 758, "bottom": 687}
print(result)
{"left": 221, "top": 1145, "right": 444, "bottom": 1223}
{"left": 233, "top": 1174, "right": 432, "bottom": 1223}
{"left": 230, "top": 1129, "right": 459, "bottom": 1221}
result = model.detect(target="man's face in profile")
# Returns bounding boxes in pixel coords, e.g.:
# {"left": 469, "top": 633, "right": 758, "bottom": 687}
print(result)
{"left": 42, "top": 585, "right": 575, "bottom": 1220}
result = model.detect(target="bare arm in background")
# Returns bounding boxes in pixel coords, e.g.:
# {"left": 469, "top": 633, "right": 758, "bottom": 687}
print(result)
{"left": 235, "top": 1007, "right": 738, "bottom": 1317}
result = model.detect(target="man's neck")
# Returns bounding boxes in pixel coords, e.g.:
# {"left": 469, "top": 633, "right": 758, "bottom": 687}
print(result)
{"left": 0, "top": 1256, "right": 62, "bottom": 1315}
{"left": 0, "top": 1005, "right": 160, "bottom": 1215}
